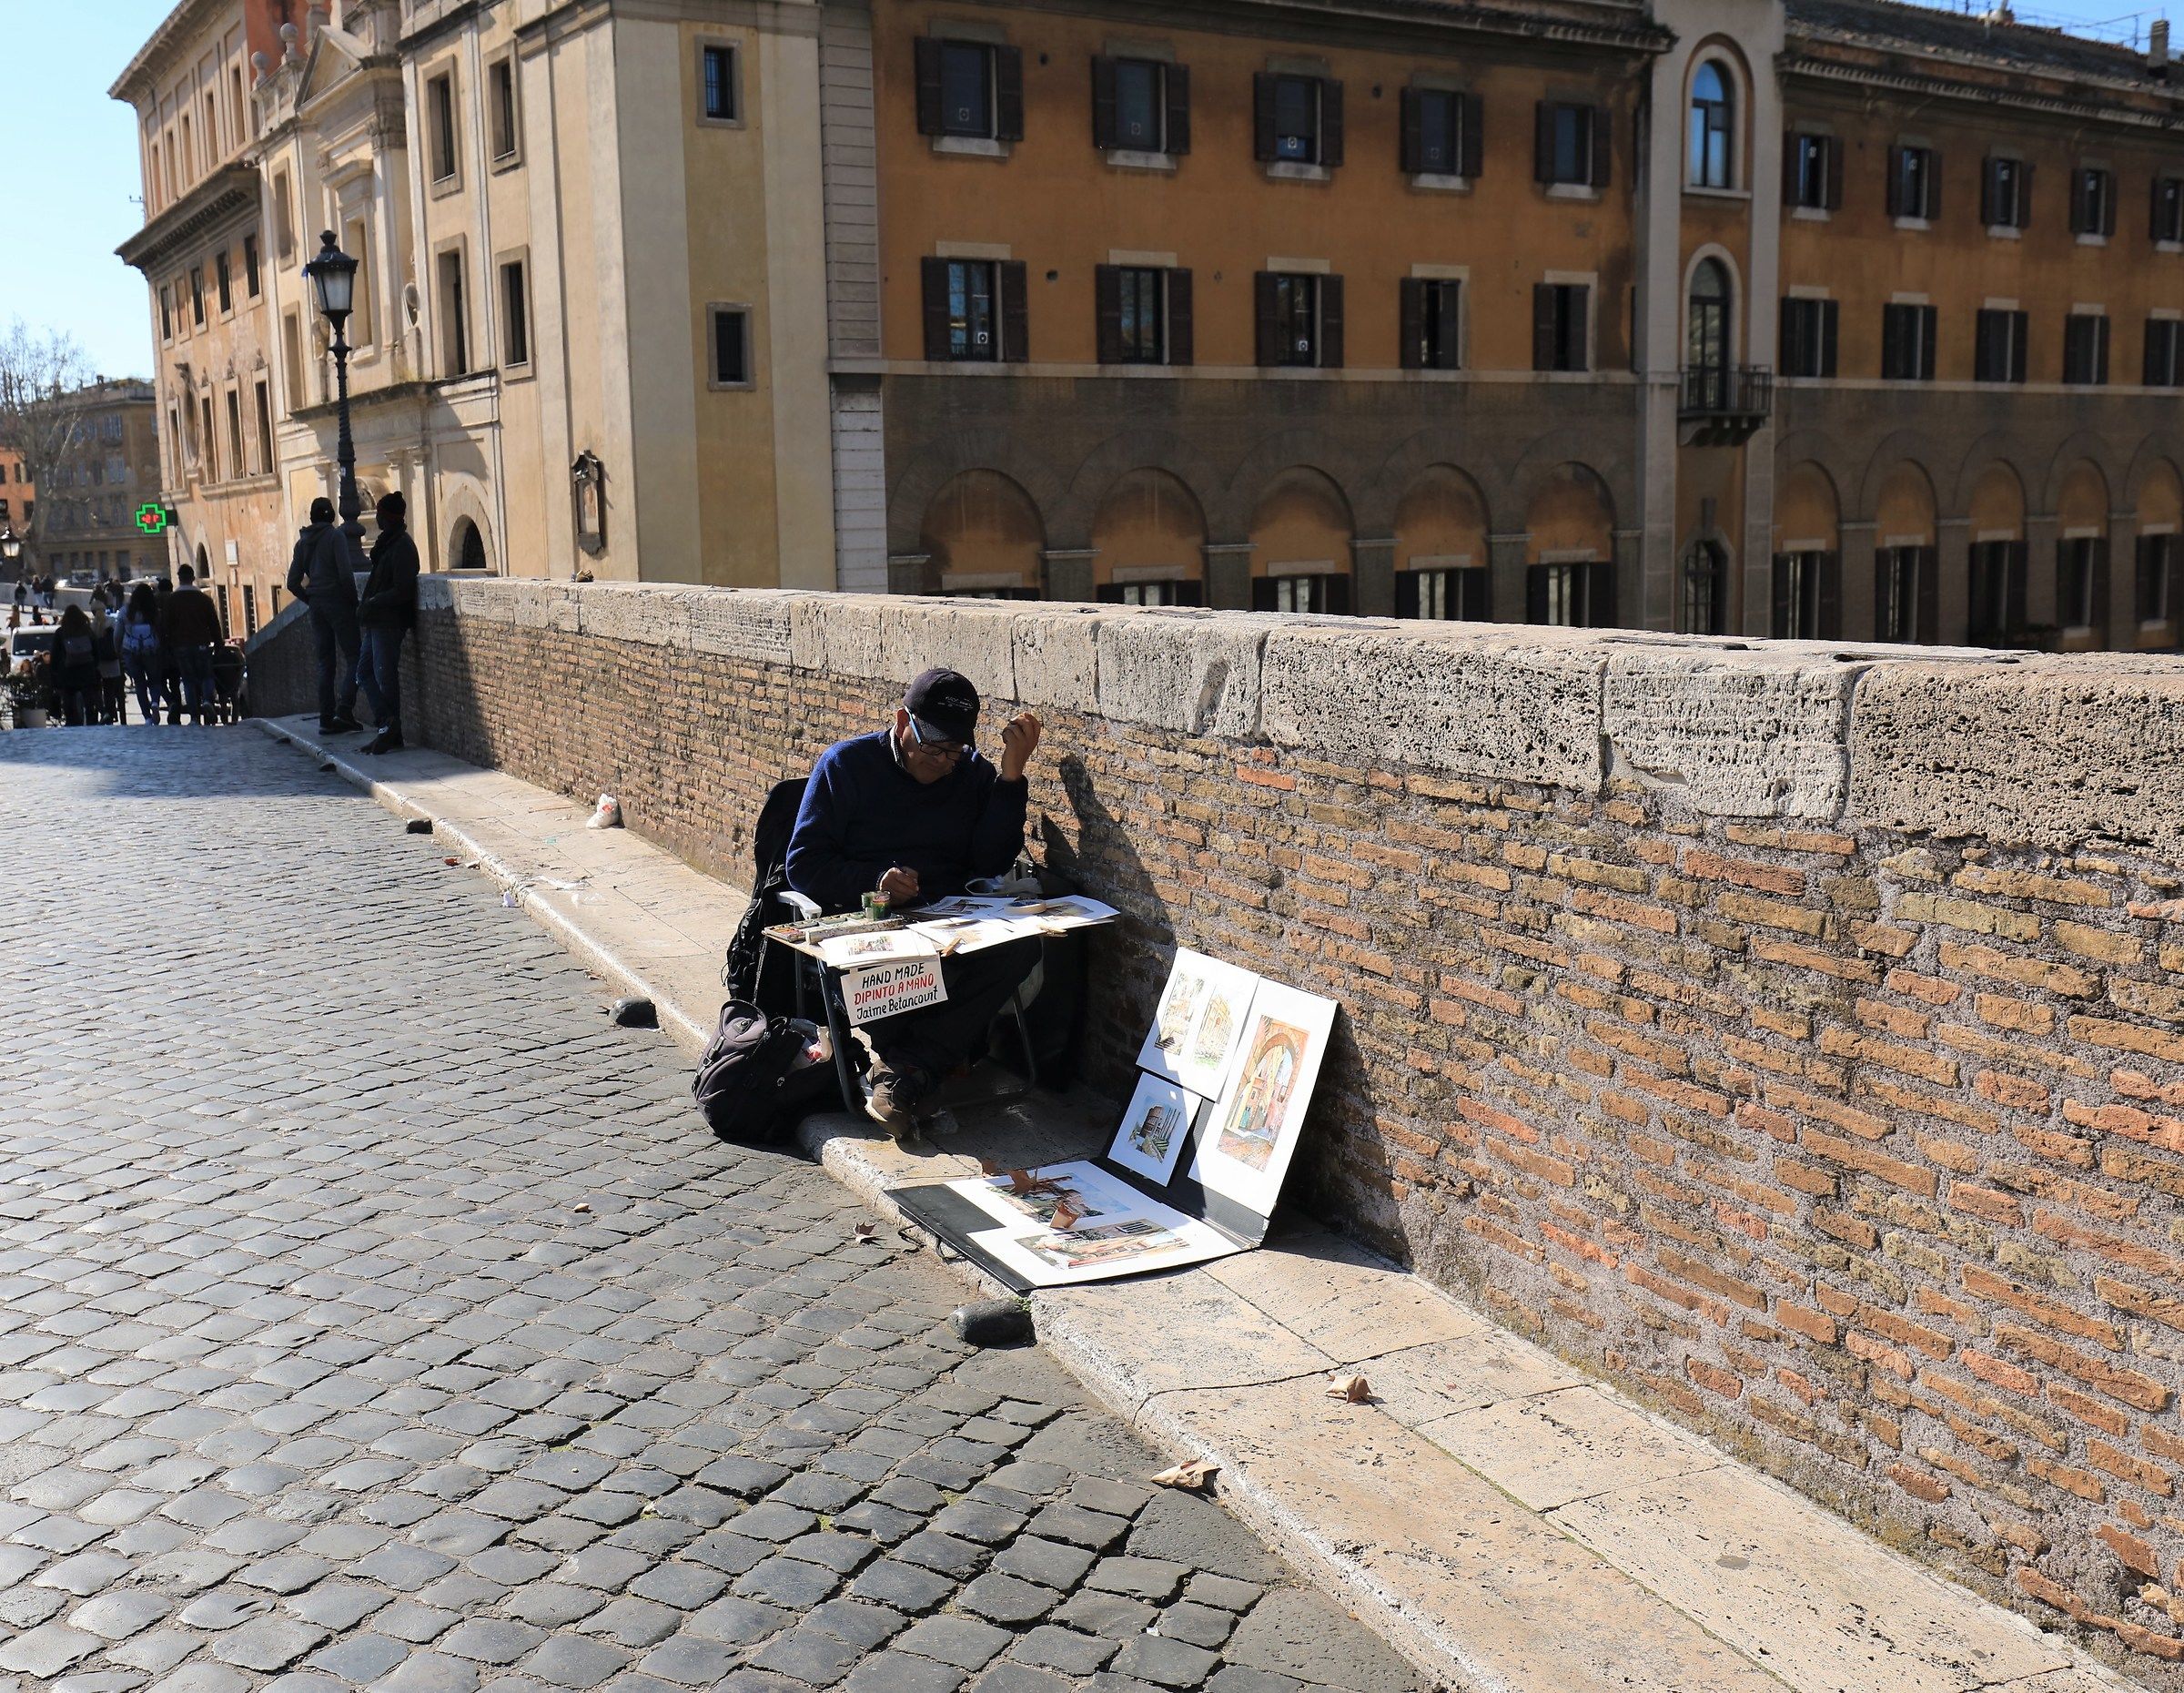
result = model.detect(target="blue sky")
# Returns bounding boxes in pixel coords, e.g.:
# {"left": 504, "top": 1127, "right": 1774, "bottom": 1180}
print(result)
{"left": 0, "top": 0, "right": 2167, "bottom": 384}
{"left": 0, "top": 1, "right": 178, "bottom": 382}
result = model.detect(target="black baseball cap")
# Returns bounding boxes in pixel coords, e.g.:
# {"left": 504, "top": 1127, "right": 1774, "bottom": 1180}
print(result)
{"left": 905, "top": 667, "right": 980, "bottom": 745}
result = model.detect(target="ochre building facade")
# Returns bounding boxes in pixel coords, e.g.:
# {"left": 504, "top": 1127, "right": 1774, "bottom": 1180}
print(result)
{"left": 821, "top": 0, "right": 2184, "bottom": 648}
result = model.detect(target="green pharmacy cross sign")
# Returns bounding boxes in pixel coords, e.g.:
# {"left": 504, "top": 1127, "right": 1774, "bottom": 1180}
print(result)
{"left": 134, "top": 503, "right": 174, "bottom": 535}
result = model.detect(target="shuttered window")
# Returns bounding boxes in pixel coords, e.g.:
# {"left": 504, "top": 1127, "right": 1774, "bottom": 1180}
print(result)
{"left": 2063, "top": 313, "right": 2109, "bottom": 385}
{"left": 1981, "top": 157, "right": 2030, "bottom": 229}
{"left": 1778, "top": 298, "right": 1838, "bottom": 378}
{"left": 1254, "top": 272, "right": 1340, "bottom": 368}
{"left": 921, "top": 259, "right": 1029, "bottom": 362}
{"left": 1880, "top": 303, "right": 1937, "bottom": 380}
{"left": 1399, "top": 279, "right": 1461, "bottom": 370}
{"left": 1401, "top": 88, "right": 1476, "bottom": 178}
{"left": 1785, "top": 133, "right": 1841, "bottom": 210}
{"left": 1534, "top": 102, "right": 1606, "bottom": 188}
{"left": 915, "top": 39, "right": 1023, "bottom": 141}
{"left": 1532, "top": 283, "right": 1589, "bottom": 371}
{"left": 1090, "top": 57, "right": 1186, "bottom": 154}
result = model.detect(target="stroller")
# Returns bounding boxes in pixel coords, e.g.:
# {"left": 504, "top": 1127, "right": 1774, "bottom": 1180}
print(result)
{"left": 209, "top": 643, "right": 247, "bottom": 725}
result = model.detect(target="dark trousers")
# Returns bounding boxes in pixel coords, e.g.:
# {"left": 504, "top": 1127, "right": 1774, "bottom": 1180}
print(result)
{"left": 356, "top": 623, "right": 405, "bottom": 733}
{"left": 175, "top": 644, "right": 215, "bottom": 724}
{"left": 867, "top": 937, "right": 1039, "bottom": 1081}
{"left": 312, "top": 604, "right": 360, "bottom": 725}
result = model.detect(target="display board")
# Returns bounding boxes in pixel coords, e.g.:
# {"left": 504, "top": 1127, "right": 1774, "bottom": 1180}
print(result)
{"left": 888, "top": 950, "right": 1339, "bottom": 1290}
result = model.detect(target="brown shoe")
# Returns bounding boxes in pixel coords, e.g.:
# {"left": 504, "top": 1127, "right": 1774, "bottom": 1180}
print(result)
{"left": 862, "top": 1062, "right": 930, "bottom": 1138}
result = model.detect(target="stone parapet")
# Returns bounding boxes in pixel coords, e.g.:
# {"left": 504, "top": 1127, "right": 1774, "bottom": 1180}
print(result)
{"left": 417, "top": 576, "right": 2147, "bottom": 836}
{"left": 407, "top": 574, "right": 2184, "bottom": 1686}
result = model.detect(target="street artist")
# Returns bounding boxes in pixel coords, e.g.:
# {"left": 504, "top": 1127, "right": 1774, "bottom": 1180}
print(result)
{"left": 785, "top": 666, "right": 1044, "bottom": 1132}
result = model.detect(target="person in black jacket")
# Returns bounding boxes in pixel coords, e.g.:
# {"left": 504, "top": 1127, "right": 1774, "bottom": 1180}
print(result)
{"left": 47, "top": 605, "right": 100, "bottom": 726}
{"left": 356, "top": 491, "right": 421, "bottom": 755}
{"left": 287, "top": 497, "right": 361, "bottom": 735}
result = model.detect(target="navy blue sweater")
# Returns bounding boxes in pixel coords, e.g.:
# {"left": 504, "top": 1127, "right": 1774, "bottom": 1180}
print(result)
{"left": 785, "top": 729, "right": 1028, "bottom": 913}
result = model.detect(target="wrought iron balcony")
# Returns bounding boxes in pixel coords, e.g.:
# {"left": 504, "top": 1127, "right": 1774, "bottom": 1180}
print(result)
{"left": 1679, "top": 363, "right": 1774, "bottom": 421}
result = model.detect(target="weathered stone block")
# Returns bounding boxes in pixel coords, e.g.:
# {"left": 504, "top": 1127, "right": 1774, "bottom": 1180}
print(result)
{"left": 688, "top": 590, "right": 797, "bottom": 665}
{"left": 1850, "top": 654, "right": 2184, "bottom": 855}
{"left": 806, "top": 593, "right": 893, "bottom": 679}
{"left": 884, "top": 599, "right": 1018, "bottom": 704}
{"left": 1604, "top": 644, "right": 1865, "bottom": 819}
{"left": 577, "top": 584, "right": 694, "bottom": 650}
{"left": 1095, "top": 610, "right": 1267, "bottom": 739}
{"left": 1259, "top": 623, "right": 1602, "bottom": 790}
{"left": 1012, "top": 605, "right": 1112, "bottom": 713}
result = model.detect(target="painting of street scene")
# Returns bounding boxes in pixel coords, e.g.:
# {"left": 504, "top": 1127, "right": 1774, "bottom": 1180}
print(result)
{"left": 1108, "top": 1073, "right": 1198, "bottom": 1184}
{"left": 1016, "top": 1218, "right": 1178, "bottom": 1271}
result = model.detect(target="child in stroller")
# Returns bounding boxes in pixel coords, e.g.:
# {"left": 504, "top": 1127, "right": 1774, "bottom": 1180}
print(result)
{"left": 209, "top": 642, "right": 247, "bottom": 725}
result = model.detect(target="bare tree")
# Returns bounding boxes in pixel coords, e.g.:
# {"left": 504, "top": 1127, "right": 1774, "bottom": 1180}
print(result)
{"left": 0, "top": 320, "right": 96, "bottom": 580}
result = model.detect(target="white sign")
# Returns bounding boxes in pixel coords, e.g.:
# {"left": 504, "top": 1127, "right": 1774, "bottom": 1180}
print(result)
{"left": 842, "top": 958, "right": 947, "bottom": 1026}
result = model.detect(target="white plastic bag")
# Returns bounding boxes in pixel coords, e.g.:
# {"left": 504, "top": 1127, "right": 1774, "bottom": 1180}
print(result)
{"left": 586, "top": 794, "right": 622, "bottom": 830}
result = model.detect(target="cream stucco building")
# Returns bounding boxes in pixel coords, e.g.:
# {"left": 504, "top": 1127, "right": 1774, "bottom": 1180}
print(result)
{"left": 116, "top": 0, "right": 840, "bottom": 590}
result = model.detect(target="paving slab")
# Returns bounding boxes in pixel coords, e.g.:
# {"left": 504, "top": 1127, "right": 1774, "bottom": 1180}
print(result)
{"left": 245, "top": 715, "right": 2134, "bottom": 1693}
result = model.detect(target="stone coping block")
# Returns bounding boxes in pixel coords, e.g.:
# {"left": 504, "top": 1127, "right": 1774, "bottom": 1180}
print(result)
{"left": 1850, "top": 654, "right": 2184, "bottom": 856}
{"left": 1262, "top": 621, "right": 1605, "bottom": 791}
{"left": 418, "top": 577, "right": 2184, "bottom": 841}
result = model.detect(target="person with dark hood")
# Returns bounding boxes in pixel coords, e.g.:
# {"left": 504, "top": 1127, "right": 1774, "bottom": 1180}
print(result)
{"left": 286, "top": 496, "right": 362, "bottom": 735}
{"left": 47, "top": 604, "right": 101, "bottom": 726}
{"left": 356, "top": 490, "right": 420, "bottom": 755}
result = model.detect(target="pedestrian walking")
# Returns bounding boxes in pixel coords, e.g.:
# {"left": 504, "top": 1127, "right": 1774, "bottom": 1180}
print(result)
{"left": 48, "top": 605, "right": 101, "bottom": 727}
{"left": 95, "top": 598, "right": 126, "bottom": 724}
{"left": 357, "top": 490, "right": 420, "bottom": 755}
{"left": 152, "top": 577, "right": 180, "bottom": 722}
{"left": 119, "top": 583, "right": 162, "bottom": 725}
{"left": 288, "top": 497, "right": 362, "bottom": 735}
{"left": 157, "top": 563, "right": 226, "bottom": 725}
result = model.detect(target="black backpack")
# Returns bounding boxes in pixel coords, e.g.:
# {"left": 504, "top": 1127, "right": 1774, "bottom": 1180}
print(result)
{"left": 692, "top": 999, "right": 836, "bottom": 1145}
{"left": 723, "top": 776, "right": 813, "bottom": 1010}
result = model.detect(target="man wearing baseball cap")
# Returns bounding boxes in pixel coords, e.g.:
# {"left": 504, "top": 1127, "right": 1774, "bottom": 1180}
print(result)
{"left": 786, "top": 667, "right": 1044, "bottom": 1132}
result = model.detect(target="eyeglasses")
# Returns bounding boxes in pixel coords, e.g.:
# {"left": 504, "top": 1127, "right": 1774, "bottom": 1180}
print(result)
{"left": 907, "top": 716, "right": 970, "bottom": 760}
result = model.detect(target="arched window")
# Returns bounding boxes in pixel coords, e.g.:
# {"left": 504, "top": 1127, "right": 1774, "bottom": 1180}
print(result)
{"left": 1686, "top": 259, "right": 1731, "bottom": 403}
{"left": 1688, "top": 62, "right": 1732, "bottom": 188}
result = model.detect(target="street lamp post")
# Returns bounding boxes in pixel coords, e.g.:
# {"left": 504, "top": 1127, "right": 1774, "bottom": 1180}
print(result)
{"left": 0, "top": 532, "right": 20, "bottom": 587}
{"left": 301, "top": 230, "right": 364, "bottom": 570}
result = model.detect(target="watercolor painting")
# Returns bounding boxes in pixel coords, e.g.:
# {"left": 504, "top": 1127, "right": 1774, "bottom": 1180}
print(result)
{"left": 1214, "top": 1017, "right": 1308, "bottom": 1171}
{"left": 1190, "top": 979, "right": 1339, "bottom": 1216}
{"left": 1136, "top": 949, "right": 1259, "bottom": 1099}
{"left": 1107, "top": 1074, "right": 1199, "bottom": 1186}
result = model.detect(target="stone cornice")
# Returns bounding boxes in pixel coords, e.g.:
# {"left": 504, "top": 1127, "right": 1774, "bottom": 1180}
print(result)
{"left": 115, "top": 165, "right": 259, "bottom": 275}
{"left": 108, "top": 0, "right": 228, "bottom": 103}
{"left": 1780, "top": 46, "right": 2184, "bottom": 134}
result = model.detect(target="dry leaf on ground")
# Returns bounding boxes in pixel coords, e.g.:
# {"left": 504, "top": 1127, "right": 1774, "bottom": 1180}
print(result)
{"left": 1327, "top": 1374, "right": 1373, "bottom": 1403}
{"left": 1151, "top": 1458, "right": 1219, "bottom": 1490}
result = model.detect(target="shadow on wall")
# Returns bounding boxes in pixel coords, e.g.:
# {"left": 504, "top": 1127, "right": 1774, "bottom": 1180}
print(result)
{"left": 1046, "top": 741, "right": 1400, "bottom": 1247}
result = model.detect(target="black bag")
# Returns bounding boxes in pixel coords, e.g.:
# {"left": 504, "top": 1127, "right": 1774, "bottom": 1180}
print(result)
{"left": 723, "top": 776, "right": 814, "bottom": 1010}
{"left": 692, "top": 999, "right": 835, "bottom": 1145}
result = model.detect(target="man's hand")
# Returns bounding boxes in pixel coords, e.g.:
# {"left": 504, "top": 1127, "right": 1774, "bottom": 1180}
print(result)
{"left": 878, "top": 866, "right": 921, "bottom": 905}
{"left": 998, "top": 711, "right": 1043, "bottom": 783}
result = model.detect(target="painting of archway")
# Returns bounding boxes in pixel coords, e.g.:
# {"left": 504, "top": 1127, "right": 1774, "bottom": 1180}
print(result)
{"left": 1393, "top": 465, "right": 1489, "bottom": 620}
{"left": 918, "top": 469, "right": 1046, "bottom": 597}
{"left": 1090, "top": 469, "right": 1205, "bottom": 605}
{"left": 1249, "top": 467, "right": 1353, "bottom": 614}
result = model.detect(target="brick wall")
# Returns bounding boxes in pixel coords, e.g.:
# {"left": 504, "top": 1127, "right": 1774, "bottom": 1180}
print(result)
{"left": 412, "top": 579, "right": 2184, "bottom": 1685}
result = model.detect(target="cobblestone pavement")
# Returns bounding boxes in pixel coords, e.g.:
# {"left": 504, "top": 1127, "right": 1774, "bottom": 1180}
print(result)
{"left": 0, "top": 728, "right": 1431, "bottom": 1693}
